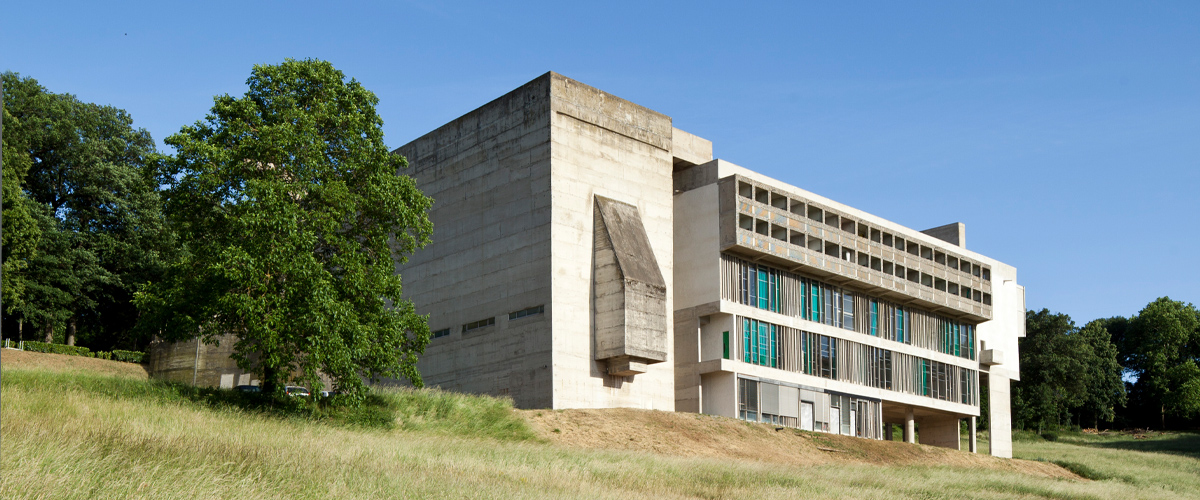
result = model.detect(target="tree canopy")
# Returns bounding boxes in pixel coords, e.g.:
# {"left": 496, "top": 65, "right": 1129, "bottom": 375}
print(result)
{"left": 1124, "top": 297, "right": 1200, "bottom": 427}
{"left": 2, "top": 72, "right": 168, "bottom": 348}
{"left": 136, "top": 59, "right": 433, "bottom": 400}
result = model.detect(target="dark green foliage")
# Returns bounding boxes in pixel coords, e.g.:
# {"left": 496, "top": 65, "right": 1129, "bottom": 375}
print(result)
{"left": 137, "top": 59, "right": 433, "bottom": 401}
{"left": 19, "top": 340, "right": 93, "bottom": 357}
{"left": 2, "top": 72, "right": 169, "bottom": 351}
{"left": 1013, "top": 310, "right": 1127, "bottom": 431}
{"left": 1123, "top": 298, "right": 1200, "bottom": 428}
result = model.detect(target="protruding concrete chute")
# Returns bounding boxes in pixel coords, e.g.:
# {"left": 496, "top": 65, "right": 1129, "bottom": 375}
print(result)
{"left": 593, "top": 195, "right": 668, "bottom": 377}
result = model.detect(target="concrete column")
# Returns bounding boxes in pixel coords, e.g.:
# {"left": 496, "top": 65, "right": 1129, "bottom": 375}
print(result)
{"left": 969, "top": 417, "right": 977, "bottom": 453}
{"left": 885, "top": 423, "right": 893, "bottom": 441}
{"left": 988, "top": 375, "right": 1013, "bottom": 458}
{"left": 904, "top": 407, "right": 915, "bottom": 444}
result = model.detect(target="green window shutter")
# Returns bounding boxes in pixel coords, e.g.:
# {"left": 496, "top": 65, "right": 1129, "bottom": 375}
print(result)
{"left": 723, "top": 331, "right": 730, "bottom": 360}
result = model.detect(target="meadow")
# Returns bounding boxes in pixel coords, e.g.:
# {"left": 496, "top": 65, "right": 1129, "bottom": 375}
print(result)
{"left": 2, "top": 351, "right": 1196, "bottom": 499}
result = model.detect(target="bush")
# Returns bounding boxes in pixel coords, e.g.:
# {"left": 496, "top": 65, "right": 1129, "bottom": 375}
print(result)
{"left": 112, "top": 350, "right": 146, "bottom": 363}
{"left": 18, "top": 341, "right": 144, "bottom": 364}
{"left": 1041, "top": 431, "right": 1059, "bottom": 442}
{"left": 21, "top": 341, "right": 92, "bottom": 357}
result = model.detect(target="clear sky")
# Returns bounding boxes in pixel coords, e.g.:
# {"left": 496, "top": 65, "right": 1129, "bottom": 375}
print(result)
{"left": 6, "top": 1, "right": 1198, "bottom": 325}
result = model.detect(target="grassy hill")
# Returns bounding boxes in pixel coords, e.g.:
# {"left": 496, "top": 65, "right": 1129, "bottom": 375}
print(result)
{"left": 3, "top": 350, "right": 1197, "bottom": 499}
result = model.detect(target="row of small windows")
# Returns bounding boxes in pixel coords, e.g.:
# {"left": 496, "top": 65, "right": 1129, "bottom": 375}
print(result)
{"left": 737, "top": 180, "right": 991, "bottom": 282}
{"left": 737, "top": 378, "right": 884, "bottom": 439}
{"left": 738, "top": 213, "right": 991, "bottom": 304}
{"left": 727, "top": 318, "right": 978, "bottom": 406}
{"left": 434, "top": 305, "right": 546, "bottom": 338}
{"left": 723, "top": 255, "right": 977, "bottom": 360}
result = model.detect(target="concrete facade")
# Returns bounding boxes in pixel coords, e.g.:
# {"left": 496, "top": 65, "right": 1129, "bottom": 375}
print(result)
{"left": 392, "top": 72, "right": 1023, "bottom": 457}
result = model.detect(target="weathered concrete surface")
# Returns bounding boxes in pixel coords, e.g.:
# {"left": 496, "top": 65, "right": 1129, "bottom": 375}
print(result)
{"left": 593, "top": 195, "right": 668, "bottom": 372}
{"left": 147, "top": 334, "right": 259, "bottom": 389}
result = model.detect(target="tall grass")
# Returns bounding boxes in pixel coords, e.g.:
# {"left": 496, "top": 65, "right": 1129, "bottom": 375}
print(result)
{"left": 3, "top": 365, "right": 1199, "bottom": 499}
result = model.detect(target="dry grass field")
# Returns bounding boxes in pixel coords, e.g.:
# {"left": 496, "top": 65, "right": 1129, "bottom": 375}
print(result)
{"left": 3, "top": 349, "right": 1197, "bottom": 499}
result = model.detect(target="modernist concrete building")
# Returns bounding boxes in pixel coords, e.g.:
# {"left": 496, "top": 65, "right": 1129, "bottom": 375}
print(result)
{"left": 393, "top": 72, "right": 1024, "bottom": 458}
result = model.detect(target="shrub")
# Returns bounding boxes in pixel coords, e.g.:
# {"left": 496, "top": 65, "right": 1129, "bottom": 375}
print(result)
{"left": 21, "top": 341, "right": 92, "bottom": 357}
{"left": 112, "top": 350, "right": 146, "bottom": 363}
{"left": 1041, "top": 431, "right": 1059, "bottom": 442}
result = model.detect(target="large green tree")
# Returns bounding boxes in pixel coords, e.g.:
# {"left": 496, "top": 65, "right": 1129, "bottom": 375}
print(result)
{"left": 1, "top": 104, "right": 42, "bottom": 329}
{"left": 2, "top": 72, "right": 168, "bottom": 349}
{"left": 1076, "top": 319, "right": 1127, "bottom": 428}
{"left": 1124, "top": 297, "right": 1200, "bottom": 428}
{"left": 137, "top": 59, "right": 433, "bottom": 399}
{"left": 1013, "top": 310, "right": 1089, "bottom": 431}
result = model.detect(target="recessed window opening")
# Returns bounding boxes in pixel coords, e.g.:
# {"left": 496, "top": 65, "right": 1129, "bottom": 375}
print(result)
{"left": 463, "top": 317, "right": 495, "bottom": 333}
{"left": 755, "top": 187, "right": 769, "bottom": 204}
{"left": 772, "top": 224, "right": 787, "bottom": 241}
{"left": 921, "top": 273, "right": 933, "bottom": 287}
{"left": 982, "top": 293, "right": 992, "bottom": 306}
{"left": 858, "top": 253, "right": 870, "bottom": 267}
{"left": 790, "top": 199, "right": 805, "bottom": 216}
{"left": 807, "top": 206, "right": 823, "bottom": 223}
{"left": 948, "top": 283, "right": 959, "bottom": 295}
{"left": 870, "top": 228, "right": 882, "bottom": 243}
{"left": 947, "top": 256, "right": 959, "bottom": 270}
{"left": 432, "top": 328, "right": 450, "bottom": 339}
{"left": 755, "top": 219, "right": 769, "bottom": 236}
{"left": 807, "top": 237, "right": 823, "bottom": 252}
{"left": 894, "top": 236, "right": 906, "bottom": 251}
{"left": 871, "top": 257, "right": 882, "bottom": 271}
{"left": 739, "top": 181, "right": 753, "bottom": 198}
{"left": 907, "top": 241, "right": 919, "bottom": 256}
{"left": 857, "top": 224, "right": 869, "bottom": 239}
{"left": 882, "top": 233, "right": 893, "bottom": 247}
{"left": 934, "top": 278, "right": 946, "bottom": 291}
{"left": 771, "top": 192, "right": 788, "bottom": 209}
{"left": 895, "top": 264, "right": 906, "bottom": 278}
{"left": 739, "top": 214, "right": 754, "bottom": 230}
{"left": 509, "top": 305, "right": 545, "bottom": 320}
{"left": 972, "top": 264, "right": 981, "bottom": 277}
{"left": 841, "top": 218, "right": 856, "bottom": 234}
{"left": 790, "top": 231, "right": 805, "bottom": 246}
{"left": 826, "top": 213, "right": 840, "bottom": 230}
{"left": 961, "top": 287, "right": 972, "bottom": 299}
{"left": 825, "top": 242, "right": 840, "bottom": 258}
{"left": 907, "top": 269, "right": 920, "bottom": 283}
{"left": 920, "top": 246, "right": 933, "bottom": 260}
{"left": 882, "top": 261, "right": 894, "bottom": 275}
{"left": 981, "top": 268, "right": 991, "bottom": 281}
{"left": 973, "top": 290, "right": 982, "bottom": 302}
{"left": 843, "top": 248, "right": 855, "bottom": 262}
{"left": 934, "top": 251, "right": 946, "bottom": 265}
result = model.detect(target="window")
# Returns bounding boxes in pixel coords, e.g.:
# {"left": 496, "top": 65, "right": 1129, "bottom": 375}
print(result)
{"left": 509, "top": 305, "right": 544, "bottom": 320}
{"left": 462, "top": 317, "right": 495, "bottom": 333}
{"left": 739, "top": 378, "right": 759, "bottom": 421}
{"left": 819, "top": 336, "right": 837, "bottom": 379}
{"left": 432, "top": 328, "right": 450, "bottom": 339}
{"left": 723, "top": 331, "right": 730, "bottom": 360}
{"left": 742, "top": 318, "right": 778, "bottom": 368}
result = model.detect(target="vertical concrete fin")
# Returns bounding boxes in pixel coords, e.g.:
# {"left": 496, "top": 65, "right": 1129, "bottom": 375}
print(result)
{"left": 921, "top": 222, "right": 967, "bottom": 249}
{"left": 594, "top": 196, "right": 668, "bottom": 376}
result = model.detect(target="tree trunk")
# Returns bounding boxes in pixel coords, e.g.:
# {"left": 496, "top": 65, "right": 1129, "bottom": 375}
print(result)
{"left": 67, "top": 317, "right": 77, "bottom": 346}
{"left": 43, "top": 320, "right": 54, "bottom": 343}
{"left": 1162, "top": 405, "right": 1166, "bottom": 430}
{"left": 262, "top": 363, "right": 279, "bottom": 397}
{"left": 18, "top": 320, "right": 23, "bottom": 341}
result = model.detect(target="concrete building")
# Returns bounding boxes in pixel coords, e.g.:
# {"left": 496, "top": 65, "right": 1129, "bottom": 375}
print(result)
{"left": 394, "top": 72, "right": 1023, "bottom": 457}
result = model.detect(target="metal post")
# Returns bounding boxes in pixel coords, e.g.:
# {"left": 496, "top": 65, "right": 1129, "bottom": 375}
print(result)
{"left": 192, "top": 337, "right": 200, "bottom": 386}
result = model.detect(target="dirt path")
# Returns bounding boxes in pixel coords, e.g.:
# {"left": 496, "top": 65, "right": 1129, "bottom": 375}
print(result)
{"left": 524, "top": 408, "right": 1074, "bottom": 479}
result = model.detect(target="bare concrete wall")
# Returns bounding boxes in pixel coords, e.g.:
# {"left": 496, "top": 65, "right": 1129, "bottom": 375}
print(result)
{"left": 548, "top": 73, "right": 676, "bottom": 410}
{"left": 147, "top": 334, "right": 258, "bottom": 389}
{"left": 393, "top": 73, "right": 555, "bottom": 408}
{"left": 918, "top": 415, "right": 962, "bottom": 450}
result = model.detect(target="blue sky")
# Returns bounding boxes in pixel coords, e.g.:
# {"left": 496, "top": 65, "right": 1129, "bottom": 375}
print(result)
{"left": 7, "top": 1, "right": 1198, "bottom": 324}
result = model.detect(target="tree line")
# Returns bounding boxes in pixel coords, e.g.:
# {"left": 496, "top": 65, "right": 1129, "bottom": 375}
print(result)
{"left": 1014, "top": 299, "right": 1200, "bottom": 431}
{"left": 3, "top": 60, "right": 433, "bottom": 401}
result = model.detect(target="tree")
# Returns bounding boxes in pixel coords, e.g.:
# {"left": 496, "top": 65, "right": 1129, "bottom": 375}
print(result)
{"left": 1, "top": 104, "right": 42, "bottom": 327}
{"left": 3, "top": 72, "right": 168, "bottom": 349}
{"left": 1076, "top": 320, "right": 1127, "bottom": 429}
{"left": 1124, "top": 297, "right": 1200, "bottom": 428}
{"left": 137, "top": 59, "right": 433, "bottom": 400}
{"left": 1013, "top": 310, "right": 1089, "bottom": 431}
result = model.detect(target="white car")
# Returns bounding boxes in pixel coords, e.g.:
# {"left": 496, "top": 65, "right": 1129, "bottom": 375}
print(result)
{"left": 284, "top": 386, "right": 310, "bottom": 397}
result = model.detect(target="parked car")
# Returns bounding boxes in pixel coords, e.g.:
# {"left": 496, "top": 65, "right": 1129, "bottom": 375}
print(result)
{"left": 285, "top": 386, "right": 310, "bottom": 397}
{"left": 235, "top": 385, "right": 260, "bottom": 393}
{"left": 320, "top": 390, "right": 339, "bottom": 397}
